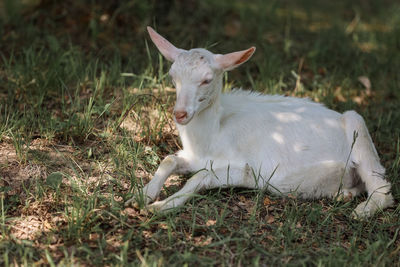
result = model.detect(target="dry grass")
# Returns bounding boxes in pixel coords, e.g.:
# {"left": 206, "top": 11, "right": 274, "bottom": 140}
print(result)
{"left": 1, "top": 0, "right": 399, "bottom": 265}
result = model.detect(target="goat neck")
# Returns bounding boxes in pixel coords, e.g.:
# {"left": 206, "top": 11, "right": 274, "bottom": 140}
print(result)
{"left": 177, "top": 76, "right": 223, "bottom": 158}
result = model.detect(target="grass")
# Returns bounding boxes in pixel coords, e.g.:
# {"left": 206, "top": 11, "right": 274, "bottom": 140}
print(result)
{"left": 0, "top": 0, "right": 399, "bottom": 265}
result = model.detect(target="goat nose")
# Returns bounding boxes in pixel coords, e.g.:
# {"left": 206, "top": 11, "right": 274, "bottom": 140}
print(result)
{"left": 174, "top": 110, "right": 187, "bottom": 120}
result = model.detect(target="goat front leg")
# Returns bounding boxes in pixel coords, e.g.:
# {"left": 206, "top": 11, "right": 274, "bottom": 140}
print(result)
{"left": 149, "top": 164, "right": 256, "bottom": 212}
{"left": 125, "top": 154, "right": 190, "bottom": 207}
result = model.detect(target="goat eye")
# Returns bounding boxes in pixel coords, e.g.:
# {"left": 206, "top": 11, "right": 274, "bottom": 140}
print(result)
{"left": 198, "top": 97, "right": 206, "bottom": 102}
{"left": 200, "top": 79, "right": 212, "bottom": 86}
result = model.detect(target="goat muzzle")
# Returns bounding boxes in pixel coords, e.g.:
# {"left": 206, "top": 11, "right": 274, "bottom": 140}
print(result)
{"left": 174, "top": 110, "right": 188, "bottom": 123}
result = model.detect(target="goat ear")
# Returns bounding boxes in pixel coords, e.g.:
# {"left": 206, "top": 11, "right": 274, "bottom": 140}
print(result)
{"left": 214, "top": 47, "right": 256, "bottom": 71}
{"left": 147, "top": 26, "right": 184, "bottom": 62}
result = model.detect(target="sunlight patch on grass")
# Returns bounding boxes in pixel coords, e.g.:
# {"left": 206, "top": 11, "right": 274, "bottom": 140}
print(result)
{"left": 0, "top": 0, "right": 399, "bottom": 265}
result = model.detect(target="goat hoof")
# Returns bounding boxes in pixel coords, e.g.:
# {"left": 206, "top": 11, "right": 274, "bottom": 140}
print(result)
{"left": 124, "top": 197, "right": 135, "bottom": 207}
{"left": 147, "top": 200, "right": 176, "bottom": 213}
{"left": 335, "top": 191, "right": 353, "bottom": 202}
{"left": 352, "top": 194, "right": 394, "bottom": 219}
{"left": 125, "top": 195, "right": 151, "bottom": 209}
{"left": 124, "top": 197, "right": 140, "bottom": 209}
{"left": 147, "top": 201, "right": 165, "bottom": 213}
{"left": 352, "top": 201, "right": 374, "bottom": 219}
{"left": 352, "top": 210, "right": 369, "bottom": 220}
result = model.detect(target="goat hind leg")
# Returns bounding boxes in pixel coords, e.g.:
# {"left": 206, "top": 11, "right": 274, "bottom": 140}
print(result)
{"left": 342, "top": 111, "right": 394, "bottom": 217}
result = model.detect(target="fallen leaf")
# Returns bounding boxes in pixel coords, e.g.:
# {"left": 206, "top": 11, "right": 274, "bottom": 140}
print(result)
{"left": 266, "top": 235, "right": 275, "bottom": 241}
{"left": 224, "top": 19, "right": 241, "bottom": 37}
{"left": 263, "top": 196, "right": 276, "bottom": 206}
{"left": 194, "top": 236, "right": 213, "bottom": 247}
{"left": 123, "top": 207, "right": 138, "bottom": 216}
{"left": 317, "top": 67, "right": 327, "bottom": 76}
{"left": 358, "top": 76, "right": 372, "bottom": 96}
{"left": 89, "top": 233, "right": 100, "bottom": 241}
{"left": 142, "top": 230, "right": 153, "bottom": 239}
{"left": 206, "top": 220, "right": 216, "bottom": 227}
{"left": 334, "top": 87, "right": 346, "bottom": 102}
{"left": 352, "top": 96, "right": 363, "bottom": 105}
{"left": 266, "top": 215, "right": 275, "bottom": 224}
{"left": 159, "top": 223, "right": 168, "bottom": 229}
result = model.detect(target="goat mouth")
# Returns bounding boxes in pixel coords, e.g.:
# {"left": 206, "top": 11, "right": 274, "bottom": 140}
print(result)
{"left": 175, "top": 114, "right": 193, "bottom": 125}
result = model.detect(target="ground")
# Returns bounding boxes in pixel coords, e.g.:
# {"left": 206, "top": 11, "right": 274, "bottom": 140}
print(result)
{"left": 0, "top": 0, "right": 399, "bottom": 266}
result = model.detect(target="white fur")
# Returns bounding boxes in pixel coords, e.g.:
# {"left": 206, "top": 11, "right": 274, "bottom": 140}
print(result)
{"left": 126, "top": 27, "right": 394, "bottom": 218}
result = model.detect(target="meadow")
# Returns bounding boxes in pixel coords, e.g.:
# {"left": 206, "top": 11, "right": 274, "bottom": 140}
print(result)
{"left": 0, "top": 0, "right": 399, "bottom": 265}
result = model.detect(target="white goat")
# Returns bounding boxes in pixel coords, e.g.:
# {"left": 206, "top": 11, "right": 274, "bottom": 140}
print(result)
{"left": 126, "top": 26, "right": 394, "bottom": 217}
